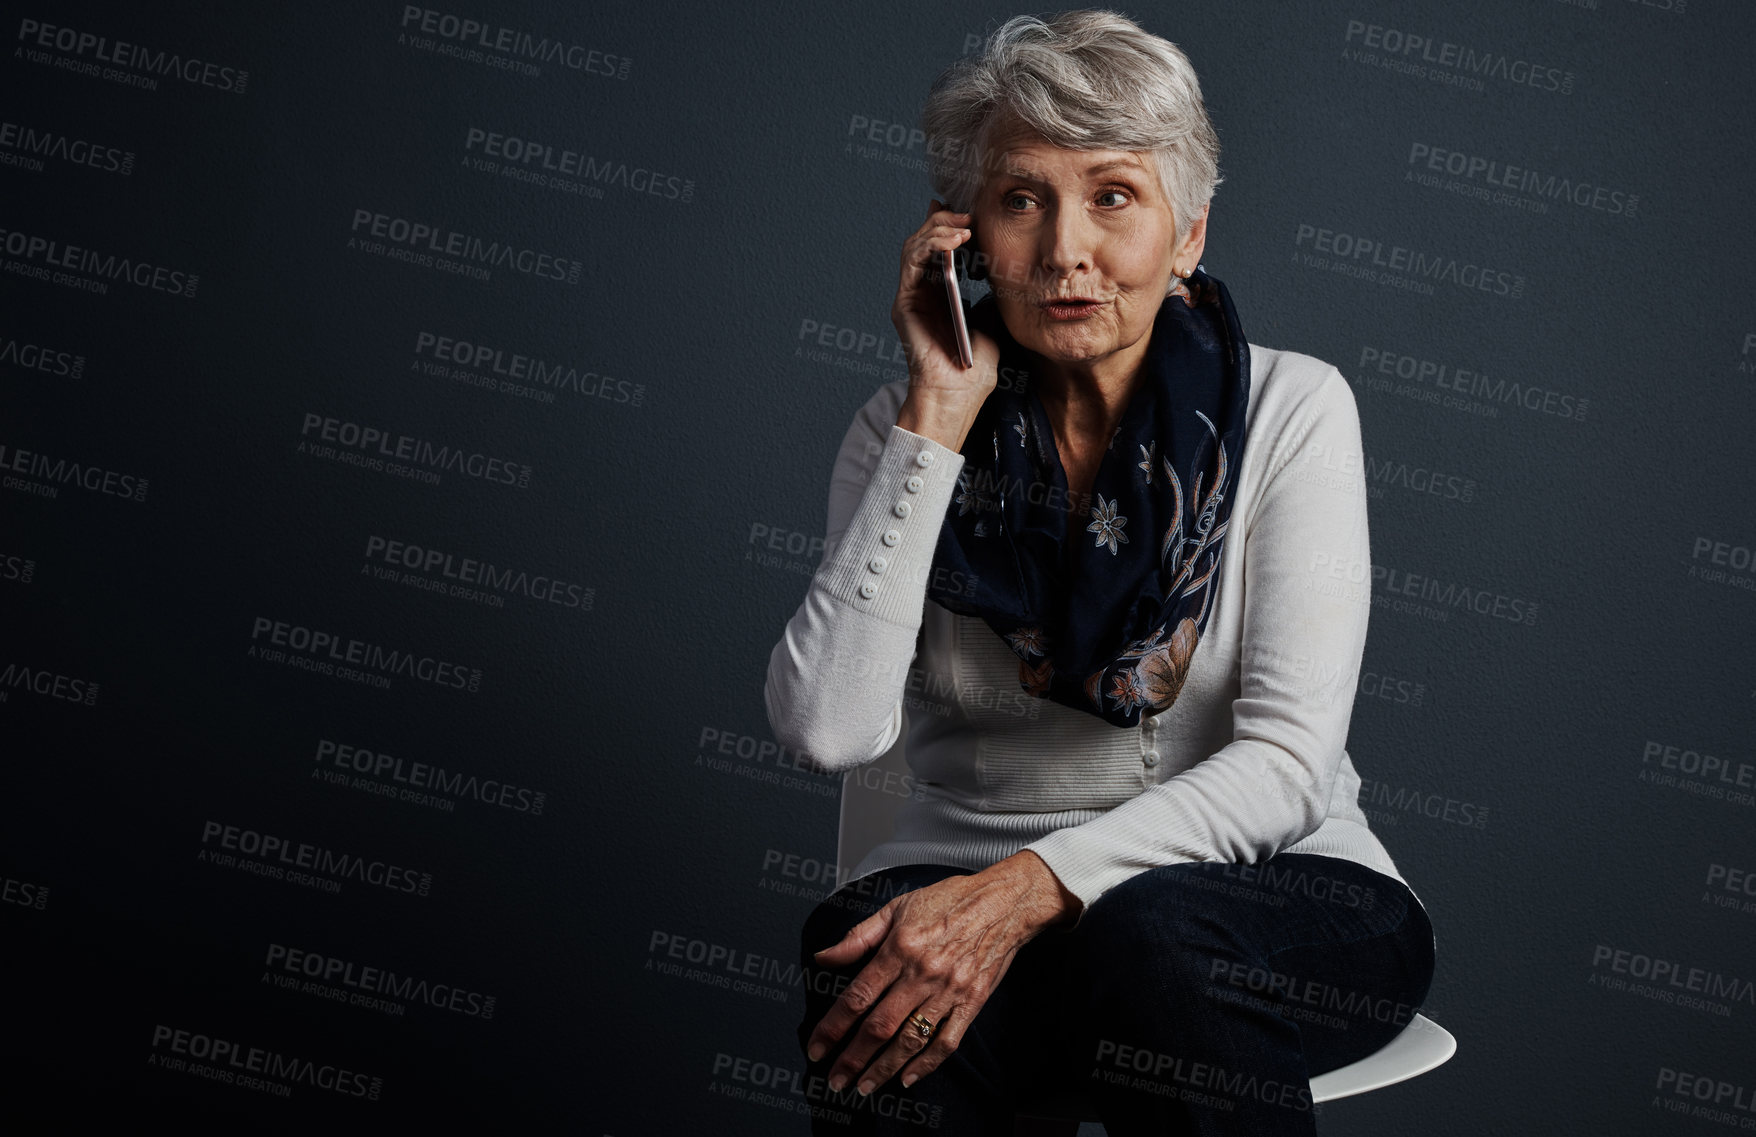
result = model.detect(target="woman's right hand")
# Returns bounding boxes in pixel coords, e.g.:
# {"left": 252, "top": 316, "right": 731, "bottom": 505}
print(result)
{"left": 889, "top": 199, "right": 1002, "bottom": 451}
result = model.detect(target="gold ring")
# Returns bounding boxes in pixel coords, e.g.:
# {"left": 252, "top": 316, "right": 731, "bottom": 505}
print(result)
{"left": 906, "top": 1011, "right": 936, "bottom": 1039}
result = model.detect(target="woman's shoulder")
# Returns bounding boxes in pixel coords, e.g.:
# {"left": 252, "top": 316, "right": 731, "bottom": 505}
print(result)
{"left": 1244, "top": 342, "right": 1360, "bottom": 444}
{"left": 1247, "top": 343, "right": 1353, "bottom": 419}
{"left": 1240, "top": 344, "right": 1364, "bottom": 498}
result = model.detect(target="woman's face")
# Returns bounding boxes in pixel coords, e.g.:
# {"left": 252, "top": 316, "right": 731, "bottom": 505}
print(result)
{"left": 970, "top": 125, "right": 1207, "bottom": 370}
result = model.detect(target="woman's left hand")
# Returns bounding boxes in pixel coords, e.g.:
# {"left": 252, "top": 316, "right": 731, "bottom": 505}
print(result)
{"left": 803, "top": 851, "right": 1081, "bottom": 1096}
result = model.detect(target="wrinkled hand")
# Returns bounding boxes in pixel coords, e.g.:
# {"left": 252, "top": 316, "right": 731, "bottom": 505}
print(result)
{"left": 804, "top": 851, "right": 1081, "bottom": 1097}
{"left": 891, "top": 198, "right": 1003, "bottom": 400}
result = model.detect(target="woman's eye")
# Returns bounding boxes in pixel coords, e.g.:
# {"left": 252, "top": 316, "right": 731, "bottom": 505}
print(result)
{"left": 1004, "top": 193, "right": 1033, "bottom": 210}
{"left": 1097, "top": 190, "right": 1128, "bottom": 207}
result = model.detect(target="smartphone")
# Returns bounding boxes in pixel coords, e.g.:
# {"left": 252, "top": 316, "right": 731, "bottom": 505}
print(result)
{"left": 940, "top": 247, "right": 975, "bottom": 369}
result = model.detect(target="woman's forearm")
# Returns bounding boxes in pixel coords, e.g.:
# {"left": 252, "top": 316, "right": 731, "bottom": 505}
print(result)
{"left": 764, "top": 399, "right": 968, "bottom": 771}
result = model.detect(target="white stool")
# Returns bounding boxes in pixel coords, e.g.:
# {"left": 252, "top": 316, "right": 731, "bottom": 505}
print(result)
{"left": 831, "top": 734, "right": 1456, "bottom": 1133}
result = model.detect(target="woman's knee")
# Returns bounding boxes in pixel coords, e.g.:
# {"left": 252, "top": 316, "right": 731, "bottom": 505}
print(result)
{"left": 1076, "top": 863, "right": 1272, "bottom": 1008}
{"left": 1082, "top": 863, "right": 1252, "bottom": 947}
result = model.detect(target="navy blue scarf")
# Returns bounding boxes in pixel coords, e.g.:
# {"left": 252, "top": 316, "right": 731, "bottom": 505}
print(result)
{"left": 924, "top": 267, "right": 1250, "bottom": 728}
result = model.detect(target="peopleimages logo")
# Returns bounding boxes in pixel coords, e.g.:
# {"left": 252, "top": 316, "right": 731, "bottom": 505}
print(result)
{"left": 1371, "top": 562, "right": 1539, "bottom": 625}
{"left": 148, "top": 1024, "right": 382, "bottom": 1101}
{"left": 364, "top": 534, "right": 593, "bottom": 614}
{"left": 0, "top": 441, "right": 149, "bottom": 502}
{"left": 0, "top": 658, "right": 98, "bottom": 705}
{"left": 2, "top": 872, "right": 49, "bottom": 910}
{"left": 1353, "top": 347, "right": 1589, "bottom": 422}
{"left": 0, "top": 225, "right": 198, "bottom": 297}
{"left": 0, "top": 440, "right": 149, "bottom": 501}
{"left": 412, "top": 330, "right": 645, "bottom": 407}
{"left": 0, "top": 121, "right": 133, "bottom": 176}
{"left": 199, "top": 820, "right": 434, "bottom": 898}
{"left": 15, "top": 19, "right": 250, "bottom": 94}
{"left": 248, "top": 615, "right": 484, "bottom": 693}
{"left": 0, "top": 327, "right": 85, "bottom": 376}
{"left": 1405, "top": 142, "right": 1638, "bottom": 218}
{"left": 398, "top": 6, "right": 630, "bottom": 79}
{"left": 314, "top": 736, "right": 548, "bottom": 816}
{"left": 1293, "top": 223, "right": 1524, "bottom": 299}
{"left": 348, "top": 207, "right": 583, "bottom": 285}
{"left": 463, "top": 127, "right": 695, "bottom": 202}
{"left": 298, "top": 412, "right": 532, "bottom": 489}
{"left": 264, "top": 943, "right": 496, "bottom": 1020}
{"left": 1341, "top": 19, "right": 1574, "bottom": 95}
{"left": 1653, "top": 1066, "right": 1756, "bottom": 1129}
{"left": 1589, "top": 944, "right": 1754, "bottom": 1016}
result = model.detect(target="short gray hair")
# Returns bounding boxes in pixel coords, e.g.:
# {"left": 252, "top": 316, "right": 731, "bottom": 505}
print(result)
{"left": 921, "top": 10, "right": 1222, "bottom": 247}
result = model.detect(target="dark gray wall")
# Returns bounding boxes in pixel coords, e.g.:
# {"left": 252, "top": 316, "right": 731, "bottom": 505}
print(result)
{"left": 3, "top": 0, "right": 1752, "bottom": 1132}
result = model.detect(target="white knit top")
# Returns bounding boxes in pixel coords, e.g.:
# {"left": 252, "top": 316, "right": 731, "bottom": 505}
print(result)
{"left": 765, "top": 344, "right": 1423, "bottom": 928}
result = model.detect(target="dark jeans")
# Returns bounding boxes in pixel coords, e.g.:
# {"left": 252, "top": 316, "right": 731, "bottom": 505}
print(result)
{"left": 794, "top": 853, "right": 1435, "bottom": 1136}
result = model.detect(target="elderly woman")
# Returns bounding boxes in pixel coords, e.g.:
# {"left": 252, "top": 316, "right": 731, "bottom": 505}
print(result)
{"left": 765, "top": 10, "right": 1434, "bottom": 1135}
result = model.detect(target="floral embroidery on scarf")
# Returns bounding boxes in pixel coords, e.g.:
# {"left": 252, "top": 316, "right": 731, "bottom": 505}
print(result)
{"left": 1106, "top": 668, "right": 1147, "bottom": 714}
{"left": 953, "top": 467, "right": 997, "bottom": 519}
{"left": 1086, "top": 493, "right": 1128, "bottom": 555}
{"left": 1005, "top": 625, "right": 1048, "bottom": 657}
{"left": 1157, "top": 410, "right": 1228, "bottom": 590}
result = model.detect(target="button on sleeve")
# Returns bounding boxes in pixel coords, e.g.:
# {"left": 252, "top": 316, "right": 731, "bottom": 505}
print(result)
{"left": 816, "top": 423, "right": 965, "bottom": 626}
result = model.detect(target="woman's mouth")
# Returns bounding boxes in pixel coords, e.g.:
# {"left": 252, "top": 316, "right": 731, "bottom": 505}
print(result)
{"left": 1040, "top": 299, "right": 1104, "bottom": 320}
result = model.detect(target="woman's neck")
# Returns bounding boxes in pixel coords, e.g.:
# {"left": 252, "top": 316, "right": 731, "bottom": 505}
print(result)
{"left": 1030, "top": 324, "right": 1154, "bottom": 459}
{"left": 1035, "top": 361, "right": 1146, "bottom": 467}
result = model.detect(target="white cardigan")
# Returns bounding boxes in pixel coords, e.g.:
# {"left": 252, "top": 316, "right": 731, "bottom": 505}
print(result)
{"left": 765, "top": 344, "right": 1422, "bottom": 927}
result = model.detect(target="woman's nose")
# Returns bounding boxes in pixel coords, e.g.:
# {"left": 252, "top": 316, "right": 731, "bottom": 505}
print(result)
{"left": 1040, "top": 211, "right": 1097, "bottom": 279}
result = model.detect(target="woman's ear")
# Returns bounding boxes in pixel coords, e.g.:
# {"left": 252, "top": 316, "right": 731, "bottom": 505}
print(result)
{"left": 1179, "top": 202, "right": 1211, "bottom": 269}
